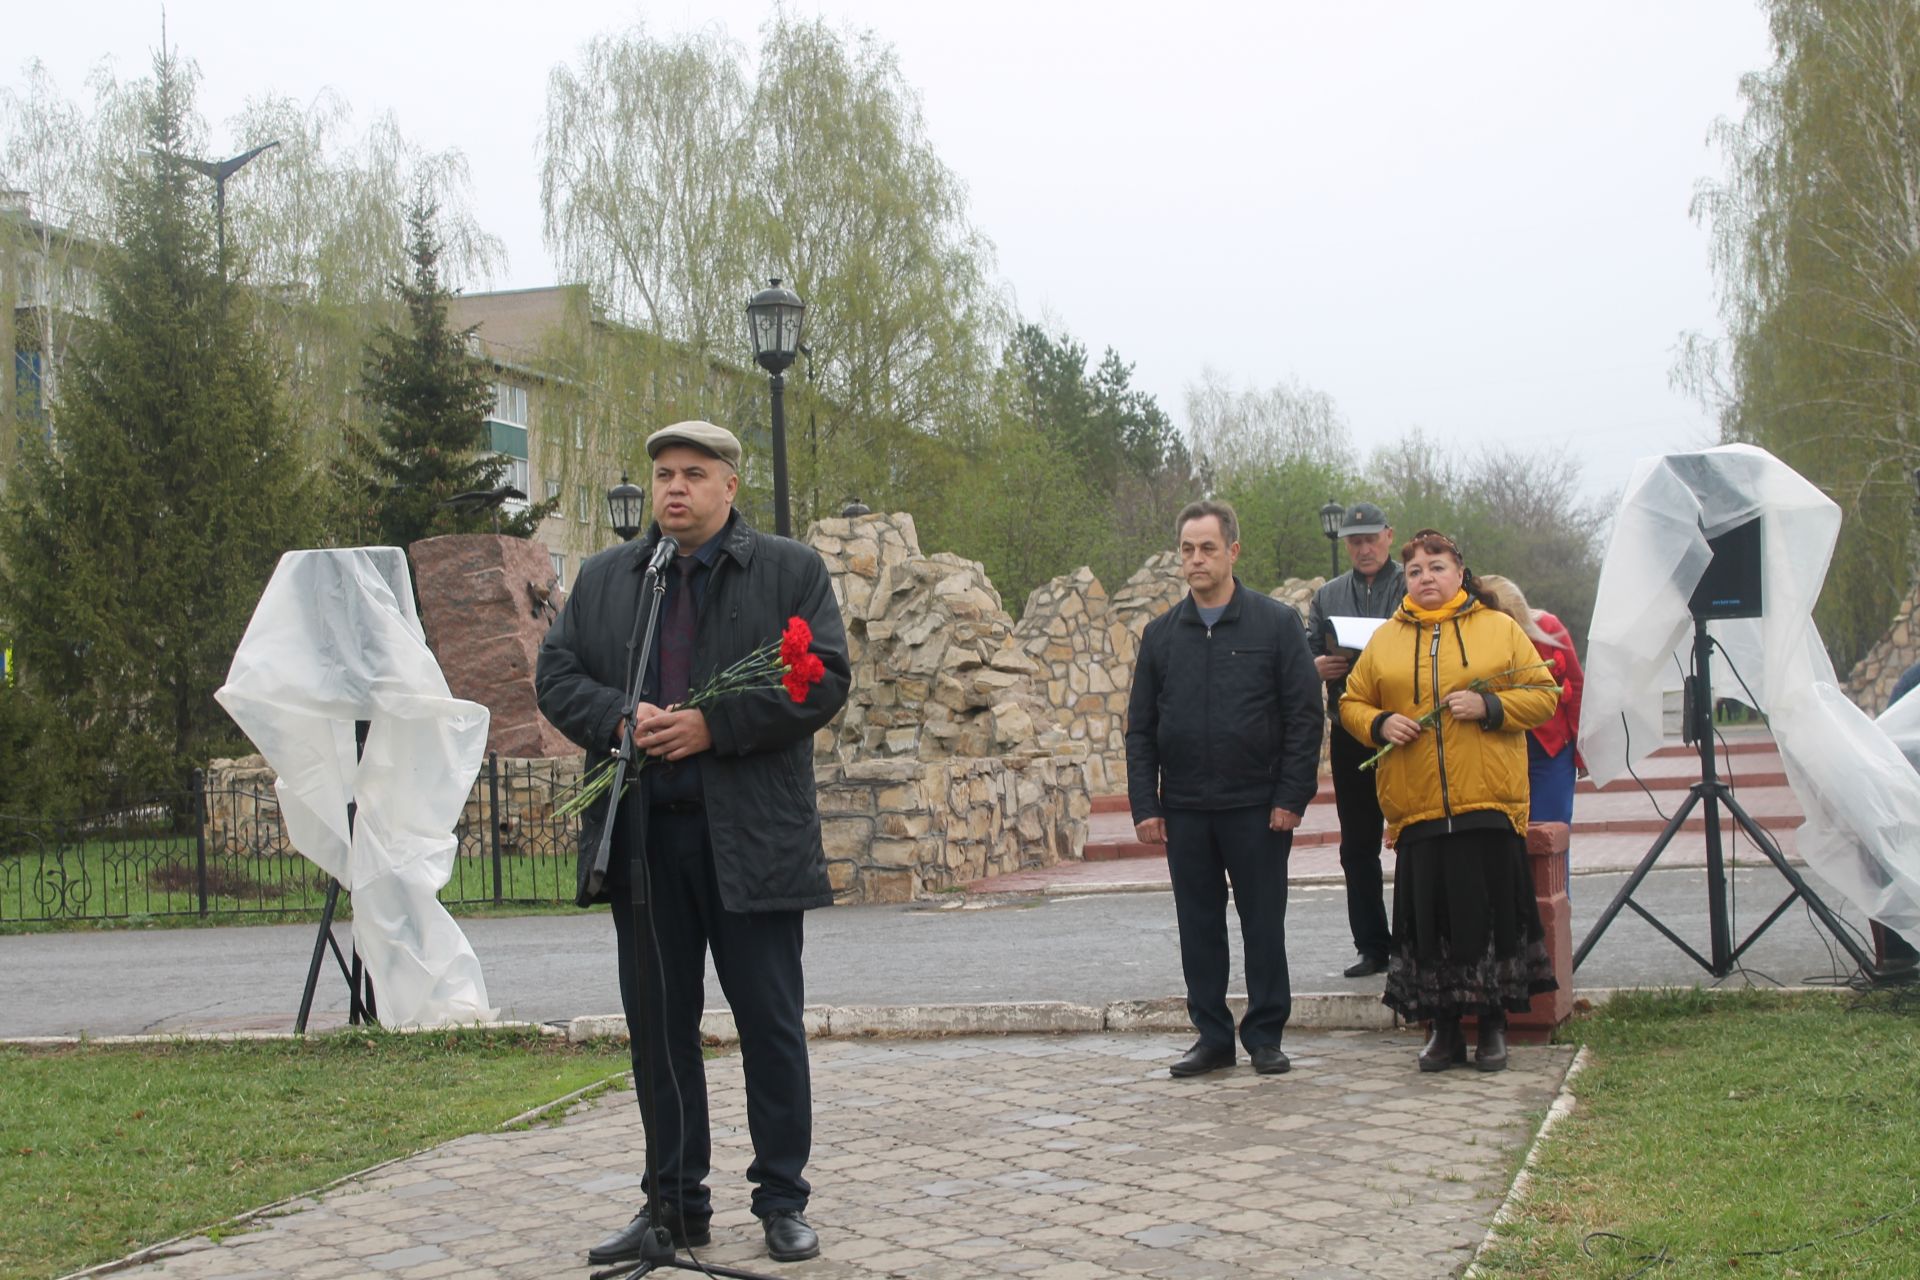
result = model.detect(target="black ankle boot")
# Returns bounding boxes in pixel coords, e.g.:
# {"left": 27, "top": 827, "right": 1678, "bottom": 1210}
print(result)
{"left": 1418, "top": 1016, "right": 1461, "bottom": 1072}
{"left": 1476, "top": 1010, "right": 1509, "bottom": 1073}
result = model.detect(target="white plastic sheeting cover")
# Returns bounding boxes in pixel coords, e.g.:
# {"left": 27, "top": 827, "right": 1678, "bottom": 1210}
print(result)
{"left": 1582, "top": 444, "right": 1920, "bottom": 938}
{"left": 215, "top": 548, "right": 497, "bottom": 1026}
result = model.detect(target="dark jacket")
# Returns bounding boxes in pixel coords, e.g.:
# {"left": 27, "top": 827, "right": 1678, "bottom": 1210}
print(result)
{"left": 535, "top": 515, "right": 851, "bottom": 911}
{"left": 1125, "top": 581, "right": 1324, "bottom": 821}
{"left": 1307, "top": 561, "right": 1406, "bottom": 721}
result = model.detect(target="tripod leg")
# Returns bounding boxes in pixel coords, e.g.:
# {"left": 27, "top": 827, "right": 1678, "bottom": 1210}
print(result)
{"left": 1719, "top": 788, "right": 1881, "bottom": 976}
{"left": 1573, "top": 788, "right": 1703, "bottom": 970}
{"left": 295, "top": 878, "right": 343, "bottom": 1034}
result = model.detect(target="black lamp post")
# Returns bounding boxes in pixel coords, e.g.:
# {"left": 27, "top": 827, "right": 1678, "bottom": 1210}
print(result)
{"left": 1319, "top": 499, "right": 1346, "bottom": 579}
{"left": 746, "top": 278, "right": 806, "bottom": 536}
{"left": 607, "top": 473, "right": 645, "bottom": 541}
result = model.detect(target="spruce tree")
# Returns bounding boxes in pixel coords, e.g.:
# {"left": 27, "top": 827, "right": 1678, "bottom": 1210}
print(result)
{"left": 337, "top": 196, "right": 556, "bottom": 548}
{"left": 0, "top": 47, "right": 316, "bottom": 805}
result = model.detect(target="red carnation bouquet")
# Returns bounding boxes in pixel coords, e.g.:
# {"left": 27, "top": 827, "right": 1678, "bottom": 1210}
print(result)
{"left": 556, "top": 615, "right": 827, "bottom": 818}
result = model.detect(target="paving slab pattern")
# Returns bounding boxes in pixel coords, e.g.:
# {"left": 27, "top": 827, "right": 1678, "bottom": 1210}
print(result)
{"left": 109, "top": 1030, "right": 1573, "bottom": 1280}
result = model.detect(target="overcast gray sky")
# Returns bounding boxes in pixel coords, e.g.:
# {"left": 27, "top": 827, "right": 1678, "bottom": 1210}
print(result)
{"left": 10, "top": 0, "right": 1773, "bottom": 502}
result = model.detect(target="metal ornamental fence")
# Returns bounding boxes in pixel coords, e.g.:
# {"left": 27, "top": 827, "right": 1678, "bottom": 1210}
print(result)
{"left": 0, "top": 755, "right": 581, "bottom": 923}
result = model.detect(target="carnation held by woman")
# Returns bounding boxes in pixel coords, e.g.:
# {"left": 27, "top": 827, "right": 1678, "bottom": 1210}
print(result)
{"left": 1337, "top": 529, "right": 1561, "bottom": 1074}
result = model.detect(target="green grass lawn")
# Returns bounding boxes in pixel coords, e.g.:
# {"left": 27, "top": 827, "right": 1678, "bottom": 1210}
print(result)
{"left": 0, "top": 1028, "right": 633, "bottom": 1280}
{"left": 1479, "top": 988, "right": 1920, "bottom": 1278}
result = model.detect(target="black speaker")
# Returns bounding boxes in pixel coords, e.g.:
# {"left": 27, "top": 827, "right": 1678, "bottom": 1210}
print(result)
{"left": 1689, "top": 516, "right": 1763, "bottom": 620}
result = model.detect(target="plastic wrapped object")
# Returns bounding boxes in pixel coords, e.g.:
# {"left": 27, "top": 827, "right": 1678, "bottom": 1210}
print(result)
{"left": 216, "top": 548, "right": 497, "bottom": 1026}
{"left": 1582, "top": 444, "right": 1920, "bottom": 939}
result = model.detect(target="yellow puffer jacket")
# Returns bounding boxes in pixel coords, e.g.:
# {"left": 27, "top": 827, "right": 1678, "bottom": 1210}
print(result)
{"left": 1338, "top": 596, "right": 1561, "bottom": 844}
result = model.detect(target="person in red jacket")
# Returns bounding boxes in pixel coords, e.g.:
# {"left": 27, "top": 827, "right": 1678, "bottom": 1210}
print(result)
{"left": 1480, "top": 577, "right": 1583, "bottom": 882}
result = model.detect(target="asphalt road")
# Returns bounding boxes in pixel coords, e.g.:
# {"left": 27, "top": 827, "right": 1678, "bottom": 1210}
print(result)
{"left": 0, "top": 861, "right": 1883, "bottom": 1039}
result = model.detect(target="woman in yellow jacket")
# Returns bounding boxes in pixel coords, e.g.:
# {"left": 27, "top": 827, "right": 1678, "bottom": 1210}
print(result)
{"left": 1339, "top": 530, "right": 1560, "bottom": 1073}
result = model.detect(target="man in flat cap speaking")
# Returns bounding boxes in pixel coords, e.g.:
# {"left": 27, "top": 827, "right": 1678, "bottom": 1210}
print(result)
{"left": 537, "top": 420, "right": 850, "bottom": 1265}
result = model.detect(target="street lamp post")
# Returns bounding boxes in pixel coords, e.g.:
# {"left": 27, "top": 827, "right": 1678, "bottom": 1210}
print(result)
{"left": 607, "top": 473, "right": 645, "bottom": 542}
{"left": 745, "top": 279, "right": 807, "bottom": 537}
{"left": 1319, "top": 499, "right": 1346, "bottom": 580}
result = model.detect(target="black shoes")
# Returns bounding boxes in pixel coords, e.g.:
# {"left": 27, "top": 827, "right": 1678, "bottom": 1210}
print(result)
{"left": 1343, "top": 953, "right": 1388, "bottom": 978}
{"left": 1418, "top": 1017, "right": 1466, "bottom": 1073}
{"left": 587, "top": 1206, "right": 712, "bottom": 1264}
{"left": 762, "top": 1210, "right": 821, "bottom": 1262}
{"left": 1251, "top": 1044, "right": 1291, "bottom": 1075}
{"left": 1476, "top": 1011, "right": 1509, "bottom": 1073}
{"left": 1168, "top": 1040, "right": 1236, "bottom": 1077}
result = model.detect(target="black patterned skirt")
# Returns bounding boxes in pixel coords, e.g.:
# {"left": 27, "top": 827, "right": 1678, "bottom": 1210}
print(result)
{"left": 1382, "top": 826, "right": 1557, "bottom": 1021}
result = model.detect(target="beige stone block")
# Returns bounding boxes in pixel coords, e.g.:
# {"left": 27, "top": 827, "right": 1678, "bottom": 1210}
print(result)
{"left": 883, "top": 728, "right": 919, "bottom": 754}
{"left": 826, "top": 860, "right": 856, "bottom": 892}
{"left": 863, "top": 869, "right": 915, "bottom": 903}
{"left": 878, "top": 811, "right": 933, "bottom": 838}
{"left": 869, "top": 837, "right": 922, "bottom": 868}
{"left": 817, "top": 787, "right": 874, "bottom": 815}
{"left": 821, "top": 818, "right": 873, "bottom": 859}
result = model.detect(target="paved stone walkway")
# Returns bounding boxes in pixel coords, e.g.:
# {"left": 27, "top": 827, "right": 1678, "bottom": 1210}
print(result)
{"left": 109, "top": 1030, "right": 1573, "bottom": 1280}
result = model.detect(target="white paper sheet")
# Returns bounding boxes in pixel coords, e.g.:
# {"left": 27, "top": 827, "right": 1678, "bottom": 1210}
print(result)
{"left": 1581, "top": 444, "right": 1920, "bottom": 939}
{"left": 1329, "top": 615, "right": 1389, "bottom": 652}
{"left": 215, "top": 548, "right": 497, "bottom": 1027}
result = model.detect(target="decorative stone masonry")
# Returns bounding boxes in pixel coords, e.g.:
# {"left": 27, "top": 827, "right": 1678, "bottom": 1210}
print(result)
{"left": 1845, "top": 580, "right": 1920, "bottom": 714}
{"left": 810, "top": 515, "right": 1066, "bottom": 767}
{"left": 1011, "top": 556, "right": 1328, "bottom": 791}
{"left": 816, "top": 753, "right": 1092, "bottom": 902}
{"left": 203, "top": 755, "right": 286, "bottom": 857}
{"left": 411, "top": 533, "right": 575, "bottom": 759}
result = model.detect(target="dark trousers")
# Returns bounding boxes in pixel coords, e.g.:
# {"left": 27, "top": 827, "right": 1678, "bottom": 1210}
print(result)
{"left": 1330, "top": 724, "right": 1392, "bottom": 961}
{"left": 1164, "top": 805, "right": 1292, "bottom": 1051}
{"left": 608, "top": 807, "right": 811, "bottom": 1218}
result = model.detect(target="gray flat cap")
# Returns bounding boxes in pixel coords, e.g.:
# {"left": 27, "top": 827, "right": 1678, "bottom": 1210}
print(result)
{"left": 1338, "top": 501, "right": 1389, "bottom": 536}
{"left": 645, "top": 420, "right": 742, "bottom": 469}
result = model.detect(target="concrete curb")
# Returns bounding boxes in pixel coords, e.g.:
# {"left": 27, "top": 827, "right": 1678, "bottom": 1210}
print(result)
{"left": 5, "top": 985, "right": 1846, "bottom": 1050}
{"left": 1464, "top": 1043, "right": 1592, "bottom": 1278}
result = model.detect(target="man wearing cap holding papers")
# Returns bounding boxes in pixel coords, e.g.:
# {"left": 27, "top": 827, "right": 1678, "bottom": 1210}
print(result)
{"left": 537, "top": 420, "right": 850, "bottom": 1266}
{"left": 1307, "top": 501, "right": 1405, "bottom": 978}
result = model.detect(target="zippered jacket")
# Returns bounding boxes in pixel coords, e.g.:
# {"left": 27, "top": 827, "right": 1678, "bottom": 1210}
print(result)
{"left": 536, "top": 515, "right": 851, "bottom": 911}
{"left": 1125, "top": 581, "right": 1324, "bottom": 821}
{"left": 1337, "top": 596, "right": 1560, "bottom": 844}
{"left": 1307, "top": 561, "right": 1406, "bottom": 720}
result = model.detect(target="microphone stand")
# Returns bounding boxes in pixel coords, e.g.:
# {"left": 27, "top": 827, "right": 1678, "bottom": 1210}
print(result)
{"left": 588, "top": 538, "right": 778, "bottom": 1280}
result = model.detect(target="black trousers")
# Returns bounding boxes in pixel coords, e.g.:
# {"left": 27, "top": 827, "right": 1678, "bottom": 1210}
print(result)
{"left": 1164, "top": 805, "right": 1292, "bottom": 1051}
{"left": 1330, "top": 723, "right": 1392, "bottom": 961}
{"left": 608, "top": 807, "right": 811, "bottom": 1218}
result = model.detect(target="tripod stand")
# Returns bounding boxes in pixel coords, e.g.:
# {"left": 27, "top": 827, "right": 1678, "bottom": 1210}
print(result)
{"left": 1573, "top": 618, "right": 1880, "bottom": 978}
{"left": 590, "top": 539, "right": 778, "bottom": 1280}
{"left": 294, "top": 718, "right": 377, "bottom": 1033}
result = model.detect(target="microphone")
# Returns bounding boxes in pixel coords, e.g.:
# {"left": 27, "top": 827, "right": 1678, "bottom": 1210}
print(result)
{"left": 645, "top": 534, "right": 680, "bottom": 575}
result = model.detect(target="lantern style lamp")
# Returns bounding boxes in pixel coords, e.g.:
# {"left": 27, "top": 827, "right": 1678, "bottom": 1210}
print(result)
{"left": 607, "top": 474, "right": 645, "bottom": 542}
{"left": 1319, "top": 499, "right": 1346, "bottom": 579}
{"left": 746, "top": 278, "right": 807, "bottom": 536}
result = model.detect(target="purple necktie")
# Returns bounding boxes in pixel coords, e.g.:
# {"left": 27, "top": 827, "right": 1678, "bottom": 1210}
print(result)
{"left": 659, "top": 558, "right": 697, "bottom": 707}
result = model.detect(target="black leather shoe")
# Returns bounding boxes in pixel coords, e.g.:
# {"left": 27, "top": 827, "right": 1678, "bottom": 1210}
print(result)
{"left": 762, "top": 1210, "right": 820, "bottom": 1262}
{"left": 1418, "top": 1017, "right": 1463, "bottom": 1073}
{"left": 1168, "top": 1040, "right": 1235, "bottom": 1077}
{"left": 1343, "top": 953, "right": 1388, "bottom": 978}
{"left": 1251, "top": 1044, "right": 1291, "bottom": 1075}
{"left": 587, "top": 1207, "right": 712, "bottom": 1264}
{"left": 1476, "top": 1011, "right": 1509, "bottom": 1073}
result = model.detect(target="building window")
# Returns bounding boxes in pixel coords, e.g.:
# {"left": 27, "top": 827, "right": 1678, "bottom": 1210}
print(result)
{"left": 493, "top": 382, "right": 528, "bottom": 426}
{"left": 546, "top": 479, "right": 562, "bottom": 503}
{"left": 549, "top": 551, "right": 566, "bottom": 590}
{"left": 578, "top": 486, "right": 593, "bottom": 524}
{"left": 501, "top": 457, "right": 530, "bottom": 500}
{"left": 573, "top": 415, "right": 586, "bottom": 449}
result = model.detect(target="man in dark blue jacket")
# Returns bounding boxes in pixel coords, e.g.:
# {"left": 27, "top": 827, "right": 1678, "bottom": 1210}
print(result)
{"left": 1125, "top": 499, "right": 1324, "bottom": 1078}
{"left": 536, "top": 421, "right": 850, "bottom": 1266}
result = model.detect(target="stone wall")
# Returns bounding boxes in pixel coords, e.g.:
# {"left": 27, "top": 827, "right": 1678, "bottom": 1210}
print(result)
{"left": 1010, "top": 557, "right": 1329, "bottom": 790}
{"left": 809, "top": 513, "right": 1066, "bottom": 767}
{"left": 1845, "top": 581, "right": 1920, "bottom": 714}
{"left": 817, "top": 753, "right": 1091, "bottom": 902}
